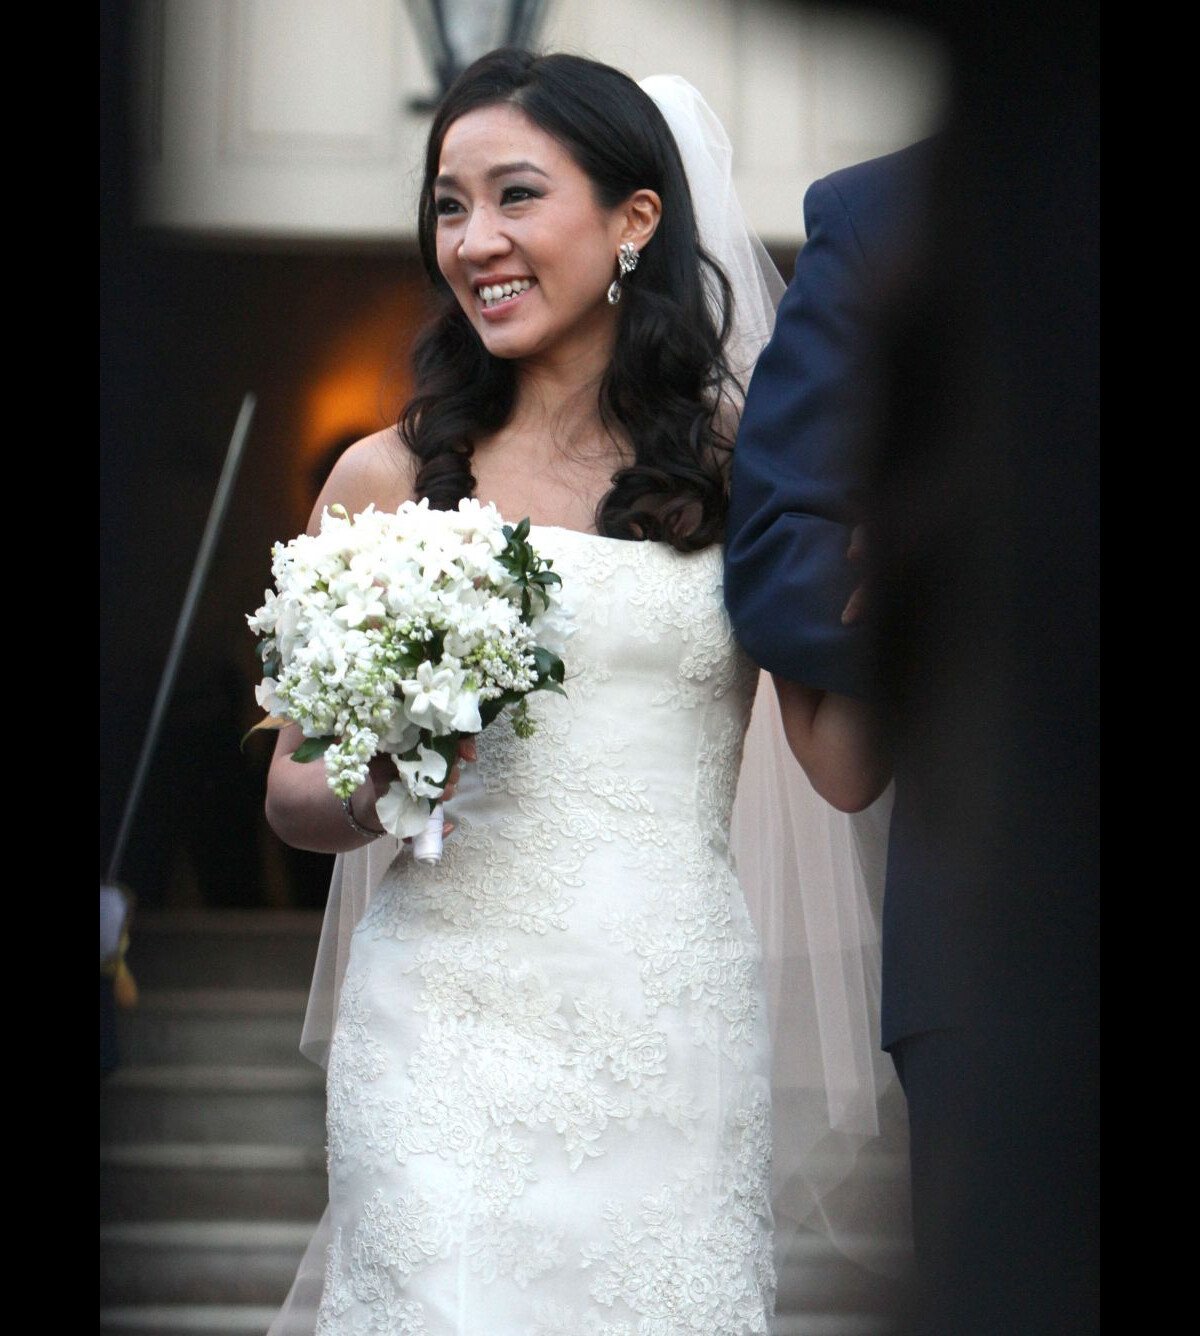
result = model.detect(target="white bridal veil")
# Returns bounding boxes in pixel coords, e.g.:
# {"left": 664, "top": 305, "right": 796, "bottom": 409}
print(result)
{"left": 642, "top": 73, "right": 911, "bottom": 1287}
{"left": 269, "top": 74, "right": 908, "bottom": 1336}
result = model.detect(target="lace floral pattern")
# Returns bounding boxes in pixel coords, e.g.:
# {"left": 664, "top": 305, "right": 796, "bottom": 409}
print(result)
{"left": 580, "top": 1090, "right": 775, "bottom": 1334}
{"left": 315, "top": 531, "right": 771, "bottom": 1333}
{"left": 325, "top": 964, "right": 402, "bottom": 1183}
{"left": 316, "top": 1187, "right": 447, "bottom": 1335}
{"left": 467, "top": 1204, "right": 565, "bottom": 1288}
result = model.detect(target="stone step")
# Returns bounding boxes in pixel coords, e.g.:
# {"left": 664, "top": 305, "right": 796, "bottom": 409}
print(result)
{"left": 96, "top": 1214, "right": 906, "bottom": 1328}
{"left": 100, "top": 1065, "right": 326, "bottom": 1145}
{"left": 100, "top": 1221, "right": 313, "bottom": 1306}
{"left": 126, "top": 911, "right": 322, "bottom": 991}
{"left": 99, "top": 1304, "right": 279, "bottom": 1336}
{"left": 114, "top": 990, "right": 310, "bottom": 1067}
{"left": 99, "top": 1144, "right": 327, "bottom": 1222}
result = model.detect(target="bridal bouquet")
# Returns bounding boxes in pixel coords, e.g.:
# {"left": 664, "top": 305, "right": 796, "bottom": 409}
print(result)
{"left": 247, "top": 499, "right": 569, "bottom": 853}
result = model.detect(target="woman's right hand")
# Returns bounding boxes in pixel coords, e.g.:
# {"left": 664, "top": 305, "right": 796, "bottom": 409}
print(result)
{"left": 342, "top": 752, "right": 398, "bottom": 839}
{"left": 265, "top": 726, "right": 479, "bottom": 852}
{"left": 350, "top": 734, "right": 479, "bottom": 843}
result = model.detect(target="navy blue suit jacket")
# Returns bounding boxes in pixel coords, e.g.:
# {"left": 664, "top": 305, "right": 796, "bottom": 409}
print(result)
{"left": 724, "top": 143, "right": 934, "bottom": 1049}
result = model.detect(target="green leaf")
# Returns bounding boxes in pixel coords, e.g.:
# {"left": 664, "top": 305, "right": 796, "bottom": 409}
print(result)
{"left": 256, "top": 642, "right": 281, "bottom": 676}
{"left": 478, "top": 698, "right": 506, "bottom": 729}
{"left": 480, "top": 690, "right": 523, "bottom": 730}
{"left": 426, "top": 733, "right": 461, "bottom": 770}
{"left": 532, "top": 648, "right": 565, "bottom": 683}
{"left": 292, "top": 736, "right": 334, "bottom": 763}
{"left": 514, "top": 516, "right": 531, "bottom": 542}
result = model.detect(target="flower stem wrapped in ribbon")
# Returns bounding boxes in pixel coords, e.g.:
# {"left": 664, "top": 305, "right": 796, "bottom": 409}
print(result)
{"left": 246, "top": 500, "right": 570, "bottom": 853}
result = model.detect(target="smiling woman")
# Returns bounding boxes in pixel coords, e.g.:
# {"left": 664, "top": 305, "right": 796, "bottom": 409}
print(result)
{"left": 401, "top": 50, "right": 739, "bottom": 549}
{"left": 430, "top": 104, "right": 660, "bottom": 373}
{"left": 262, "top": 48, "right": 805, "bottom": 1336}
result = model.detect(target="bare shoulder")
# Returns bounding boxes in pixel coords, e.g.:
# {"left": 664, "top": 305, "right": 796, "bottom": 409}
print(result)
{"left": 307, "top": 426, "right": 415, "bottom": 532}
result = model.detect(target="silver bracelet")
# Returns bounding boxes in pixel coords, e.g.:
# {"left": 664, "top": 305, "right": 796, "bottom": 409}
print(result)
{"left": 342, "top": 795, "right": 385, "bottom": 840}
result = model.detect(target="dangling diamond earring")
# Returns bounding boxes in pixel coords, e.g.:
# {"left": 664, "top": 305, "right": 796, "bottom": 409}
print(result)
{"left": 606, "top": 242, "right": 640, "bottom": 305}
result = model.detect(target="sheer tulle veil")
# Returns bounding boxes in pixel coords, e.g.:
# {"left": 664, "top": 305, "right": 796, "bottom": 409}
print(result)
{"left": 269, "top": 73, "right": 908, "bottom": 1336}
{"left": 641, "top": 73, "right": 910, "bottom": 1283}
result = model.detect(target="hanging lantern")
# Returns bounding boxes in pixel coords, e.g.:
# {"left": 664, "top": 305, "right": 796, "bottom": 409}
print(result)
{"left": 406, "top": 0, "right": 548, "bottom": 109}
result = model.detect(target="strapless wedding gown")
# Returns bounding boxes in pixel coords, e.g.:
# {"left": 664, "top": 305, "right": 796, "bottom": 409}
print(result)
{"left": 313, "top": 527, "right": 774, "bottom": 1335}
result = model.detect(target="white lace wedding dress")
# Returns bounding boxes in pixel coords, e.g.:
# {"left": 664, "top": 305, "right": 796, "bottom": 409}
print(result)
{"left": 311, "top": 525, "right": 775, "bottom": 1335}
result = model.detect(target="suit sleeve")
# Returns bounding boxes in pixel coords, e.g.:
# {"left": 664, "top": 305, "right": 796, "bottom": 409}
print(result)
{"left": 723, "top": 175, "right": 875, "bottom": 699}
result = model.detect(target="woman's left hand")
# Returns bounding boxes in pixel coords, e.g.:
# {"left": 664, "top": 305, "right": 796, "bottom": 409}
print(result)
{"left": 432, "top": 735, "right": 479, "bottom": 837}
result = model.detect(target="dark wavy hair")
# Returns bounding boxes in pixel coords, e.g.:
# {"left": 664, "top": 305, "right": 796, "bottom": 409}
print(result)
{"left": 399, "top": 48, "right": 740, "bottom": 550}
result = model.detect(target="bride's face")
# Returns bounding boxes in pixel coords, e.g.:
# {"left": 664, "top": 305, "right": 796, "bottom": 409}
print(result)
{"left": 433, "top": 104, "right": 628, "bottom": 366}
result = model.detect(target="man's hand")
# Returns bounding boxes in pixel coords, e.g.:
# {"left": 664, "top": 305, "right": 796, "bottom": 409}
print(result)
{"left": 841, "top": 524, "right": 867, "bottom": 625}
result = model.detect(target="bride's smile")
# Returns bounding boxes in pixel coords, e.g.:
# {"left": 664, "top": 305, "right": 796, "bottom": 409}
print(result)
{"left": 433, "top": 103, "right": 630, "bottom": 367}
{"left": 474, "top": 276, "right": 536, "bottom": 316}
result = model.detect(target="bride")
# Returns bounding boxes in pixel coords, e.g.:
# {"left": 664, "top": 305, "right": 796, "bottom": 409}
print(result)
{"left": 263, "top": 48, "right": 893, "bottom": 1335}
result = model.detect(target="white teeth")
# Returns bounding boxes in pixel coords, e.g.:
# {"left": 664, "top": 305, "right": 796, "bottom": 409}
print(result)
{"left": 478, "top": 279, "right": 531, "bottom": 307}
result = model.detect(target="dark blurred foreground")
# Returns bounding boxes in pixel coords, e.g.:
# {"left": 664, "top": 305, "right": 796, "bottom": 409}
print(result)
{"left": 860, "top": 1, "right": 1100, "bottom": 1331}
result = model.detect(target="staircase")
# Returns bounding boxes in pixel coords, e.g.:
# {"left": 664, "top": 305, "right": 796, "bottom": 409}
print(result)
{"left": 99, "top": 910, "right": 910, "bottom": 1335}
{"left": 100, "top": 911, "right": 326, "bottom": 1336}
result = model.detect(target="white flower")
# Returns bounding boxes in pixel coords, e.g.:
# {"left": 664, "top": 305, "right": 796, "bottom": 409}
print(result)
{"left": 393, "top": 743, "right": 449, "bottom": 799}
{"left": 254, "top": 677, "right": 286, "bottom": 716}
{"left": 375, "top": 779, "right": 434, "bottom": 840}
{"left": 399, "top": 660, "right": 453, "bottom": 724}
{"left": 449, "top": 689, "right": 483, "bottom": 734}
{"left": 245, "top": 589, "right": 279, "bottom": 636}
{"left": 400, "top": 661, "right": 461, "bottom": 730}
{"left": 379, "top": 717, "right": 422, "bottom": 754}
{"left": 247, "top": 497, "right": 571, "bottom": 814}
{"left": 329, "top": 574, "right": 387, "bottom": 628}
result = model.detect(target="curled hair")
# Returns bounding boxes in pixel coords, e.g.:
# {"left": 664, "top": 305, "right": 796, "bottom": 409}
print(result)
{"left": 400, "top": 48, "right": 740, "bottom": 550}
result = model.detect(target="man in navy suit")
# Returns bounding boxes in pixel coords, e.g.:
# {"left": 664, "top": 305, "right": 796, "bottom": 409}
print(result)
{"left": 724, "top": 140, "right": 935, "bottom": 1060}
{"left": 724, "top": 121, "right": 1099, "bottom": 1331}
{"left": 723, "top": 142, "right": 928, "bottom": 703}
